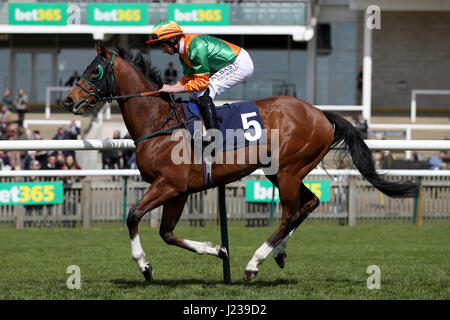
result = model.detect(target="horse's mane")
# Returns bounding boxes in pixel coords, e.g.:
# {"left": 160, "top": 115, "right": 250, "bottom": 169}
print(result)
{"left": 113, "top": 46, "right": 164, "bottom": 90}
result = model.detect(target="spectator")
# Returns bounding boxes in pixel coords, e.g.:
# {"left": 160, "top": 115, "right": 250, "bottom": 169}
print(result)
{"left": 28, "top": 159, "right": 41, "bottom": 174}
{"left": 25, "top": 160, "right": 44, "bottom": 221}
{"left": 164, "top": 62, "right": 178, "bottom": 84}
{"left": 67, "top": 120, "right": 80, "bottom": 139}
{"left": 0, "top": 150, "right": 11, "bottom": 170}
{"left": 55, "top": 151, "right": 66, "bottom": 169}
{"left": 53, "top": 127, "right": 70, "bottom": 140}
{"left": 3, "top": 89, "right": 14, "bottom": 111}
{"left": 380, "top": 150, "right": 394, "bottom": 169}
{"left": 62, "top": 154, "right": 82, "bottom": 184}
{"left": 122, "top": 132, "right": 133, "bottom": 168}
{"left": 354, "top": 114, "right": 368, "bottom": 139}
{"left": 101, "top": 131, "right": 124, "bottom": 171}
{"left": 42, "top": 152, "right": 58, "bottom": 170}
{"left": 429, "top": 151, "right": 446, "bottom": 170}
{"left": 6, "top": 133, "right": 21, "bottom": 170}
{"left": 18, "top": 127, "right": 31, "bottom": 168}
{"left": 0, "top": 105, "right": 13, "bottom": 132}
{"left": 357, "top": 68, "right": 363, "bottom": 105}
{"left": 53, "top": 127, "right": 72, "bottom": 156}
{"left": 373, "top": 152, "right": 382, "bottom": 170}
{"left": 15, "top": 88, "right": 28, "bottom": 128}
{"left": 3, "top": 123, "right": 16, "bottom": 138}
{"left": 62, "top": 154, "right": 81, "bottom": 171}
{"left": 65, "top": 71, "right": 81, "bottom": 87}
{"left": 411, "top": 151, "right": 425, "bottom": 162}
{"left": 127, "top": 152, "right": 137, "bottom": 169}
{"left": 22, "top": 131, "right": 46, "bottom": 169}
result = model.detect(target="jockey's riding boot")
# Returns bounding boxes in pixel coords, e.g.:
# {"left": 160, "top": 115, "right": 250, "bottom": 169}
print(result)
{"left": 198, "top": 90, "right": 220, "bottom": 134}
{"left": 198, "top": 90, "right": 220, "bottom": 168}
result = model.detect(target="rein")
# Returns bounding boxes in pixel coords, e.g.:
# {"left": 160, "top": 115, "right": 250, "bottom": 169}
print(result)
{"left": 98, "top": 90, "right": 161, "bottom": 103}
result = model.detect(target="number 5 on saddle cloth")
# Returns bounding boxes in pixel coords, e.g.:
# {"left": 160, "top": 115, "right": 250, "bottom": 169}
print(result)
{"left": 182, "top": 100, "right": 266, "bottom": 188}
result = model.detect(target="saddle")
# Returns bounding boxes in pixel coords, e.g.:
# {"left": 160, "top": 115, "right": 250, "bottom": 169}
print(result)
{"left": 182, "top": 100, "right": 266, "bottom": 151}
{"left": 182, "top": 100, "right": 266, "bottom": 189}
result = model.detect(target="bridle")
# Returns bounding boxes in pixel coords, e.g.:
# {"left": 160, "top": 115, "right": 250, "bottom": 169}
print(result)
{"left": 74, "top": 53, "right": 118, "bottom": 113}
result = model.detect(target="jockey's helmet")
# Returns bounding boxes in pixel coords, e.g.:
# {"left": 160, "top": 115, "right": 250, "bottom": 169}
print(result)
{"left": 146, "top": 19, "right": 183, "bottom": 47}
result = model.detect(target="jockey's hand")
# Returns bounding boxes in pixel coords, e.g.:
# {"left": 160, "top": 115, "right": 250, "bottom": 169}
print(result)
{"left": 158, "top": 84, "right": 186, "bottom": 94}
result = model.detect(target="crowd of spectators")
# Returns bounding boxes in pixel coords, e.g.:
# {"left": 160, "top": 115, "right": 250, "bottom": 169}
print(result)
{"left": 101, "top": 129, "right": 137, "bottom": 169}
{"left": 0, "top": 120, "right": 84, "bottom": 176}
{"left": 353, "top": 114, "right": 450, "bottom": 170}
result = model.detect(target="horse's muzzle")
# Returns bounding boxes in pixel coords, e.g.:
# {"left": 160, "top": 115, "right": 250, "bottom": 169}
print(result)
{"left": 62, "top": 97, "right": 74, "bottom": 112}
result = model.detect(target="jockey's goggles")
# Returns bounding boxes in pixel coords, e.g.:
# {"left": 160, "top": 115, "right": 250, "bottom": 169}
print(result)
{"left": 145, "top": 31, "right": 183, "bottom": 45}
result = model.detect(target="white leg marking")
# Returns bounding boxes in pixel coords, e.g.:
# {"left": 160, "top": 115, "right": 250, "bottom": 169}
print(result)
{"left": 273, "top": 229, "right": 294, "bottom": 257}
{"left": 183, "top": 239, "right": 221, "bottom": 256}
{"left": 131, "top": 234, "right": 148, "bottom": 272}
{"left": 246, "top": 242, "right": 273, "bottom": 272}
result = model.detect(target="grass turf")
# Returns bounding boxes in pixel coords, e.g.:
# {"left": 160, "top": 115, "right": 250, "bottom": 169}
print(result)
{"left": 0, "top": 219, "right": 448, "bottom": 300}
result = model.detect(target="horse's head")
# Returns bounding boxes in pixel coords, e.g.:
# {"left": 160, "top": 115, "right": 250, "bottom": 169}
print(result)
{"left": 62, "top": 42, "right": 117, "bottom": 115}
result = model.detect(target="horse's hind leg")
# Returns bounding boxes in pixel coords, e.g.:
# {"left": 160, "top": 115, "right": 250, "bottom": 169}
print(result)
{"left": 273, "top": 184, "right": 319, "bottom": 268}
{"left": 244, "top": 170, "right": 320, "bottom": 281}
{"left": 264, "top": 175, "right": 319, "bottom": 269}
{"left": 159, "top": 196, "right": 228, "bottom": 260}
{"left": 244, "top": 170, "right": 300, "bottom": 280}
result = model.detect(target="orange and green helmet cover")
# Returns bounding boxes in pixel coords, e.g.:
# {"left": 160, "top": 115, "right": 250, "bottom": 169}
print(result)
{"left": 146, "top": 19, "right": 183, "bottom": 45}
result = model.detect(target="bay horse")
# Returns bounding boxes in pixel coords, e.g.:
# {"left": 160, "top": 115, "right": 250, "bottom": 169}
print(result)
{"left": 62, "top": 43, "right": 417, "bottom": 282}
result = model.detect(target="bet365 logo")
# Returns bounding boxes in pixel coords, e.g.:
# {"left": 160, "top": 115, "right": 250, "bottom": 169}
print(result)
{"left": 93, "top": 8, "right": 141, "bottom": 23}
{"left": 14, "top": 8, "right": 62, "bottom": 22}
{"left": 87, "top": 4, "right": 147, "bottom": 26}
{"left": 168, "top": 4, "right": 229, "bottom": 25}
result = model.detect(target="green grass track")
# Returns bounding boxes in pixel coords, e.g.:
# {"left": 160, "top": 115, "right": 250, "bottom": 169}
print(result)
{"left": 0, "top": 220, "right": 448, "bottom": 300}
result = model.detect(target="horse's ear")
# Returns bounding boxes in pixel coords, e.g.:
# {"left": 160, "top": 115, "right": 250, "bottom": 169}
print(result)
{"left": 95, "top": 41, "right": 111, "bottom": 59}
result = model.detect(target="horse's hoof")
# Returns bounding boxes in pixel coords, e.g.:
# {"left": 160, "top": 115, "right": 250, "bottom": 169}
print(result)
{"left": 243, "top": 270, "right": 258, "bottom": 282}
{"left": 217, "top": 245, "right": 229, "bottom": 261}
{"left": 274, "top": 251, "right": 287, "bottom": 269}
{"left": 142, "top": 263, "right": 154, "bottom": 282}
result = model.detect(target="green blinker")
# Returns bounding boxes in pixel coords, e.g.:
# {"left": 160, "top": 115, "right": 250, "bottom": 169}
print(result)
{"left": 92, "top": 64, "right": 104, "bottom": 81}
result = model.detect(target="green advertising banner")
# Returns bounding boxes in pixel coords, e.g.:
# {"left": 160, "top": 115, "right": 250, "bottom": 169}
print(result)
{"left": 0, "top": 182, "right": 64, "bottom": 206}
{"left": 9, "top": 3, "right": 68, "bottom": 26}
{"left": 245, "top": 180, "right": 330, "bottom": 203}
{"left": 168, "top": 3, "right": 229, "bottom": 26}
{"left": 87, "top": 3, "right": 148, "bottom": 26}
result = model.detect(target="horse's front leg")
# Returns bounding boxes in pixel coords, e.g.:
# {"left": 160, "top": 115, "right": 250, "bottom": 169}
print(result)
{"left": 159, "top": 197, "right": 228, "bottom": 260}
{"left": 127, "top": 177, "right": 181, "bottom": 282}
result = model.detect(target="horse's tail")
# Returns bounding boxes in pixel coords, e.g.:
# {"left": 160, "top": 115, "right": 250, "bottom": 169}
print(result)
{"left": 323, "top": 111, "right": 418, "bottom": 198}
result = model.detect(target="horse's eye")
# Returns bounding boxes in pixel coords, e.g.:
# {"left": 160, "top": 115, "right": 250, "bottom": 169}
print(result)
{"left": 91, "top": 64, "right": 104, "bottom": 81}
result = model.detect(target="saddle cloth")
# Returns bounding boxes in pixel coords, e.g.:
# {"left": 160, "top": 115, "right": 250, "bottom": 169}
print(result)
{"left": 182, "top": 100, "right": 266, "bottom": 151}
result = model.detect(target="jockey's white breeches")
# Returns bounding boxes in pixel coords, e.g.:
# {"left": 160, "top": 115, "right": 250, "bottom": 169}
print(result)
{"left": 190, "top": 49, "right": 254, "bottom": 101}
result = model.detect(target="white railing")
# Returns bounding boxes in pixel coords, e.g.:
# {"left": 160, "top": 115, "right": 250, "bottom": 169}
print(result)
{"left": 368, "top": 123, "right": 450, "bottom": 159}
{"left": 410, "top": 89, "right": 450, "bottom": 123}
{"left": 0, "top": 169, "right": 449, "bottom": 179}
{"left": 314, "top": 105, "right": 365, "bottom": 112}
{"left": 0, "top": 139, "right": 449, "bottom": 152}
{"left": 23, "top": 119, "right": 82, "bottom": 130}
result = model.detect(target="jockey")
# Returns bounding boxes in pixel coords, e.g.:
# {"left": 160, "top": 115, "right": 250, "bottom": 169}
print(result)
{"left": 146, "top": 19, "right": 254, "bottom": 133}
